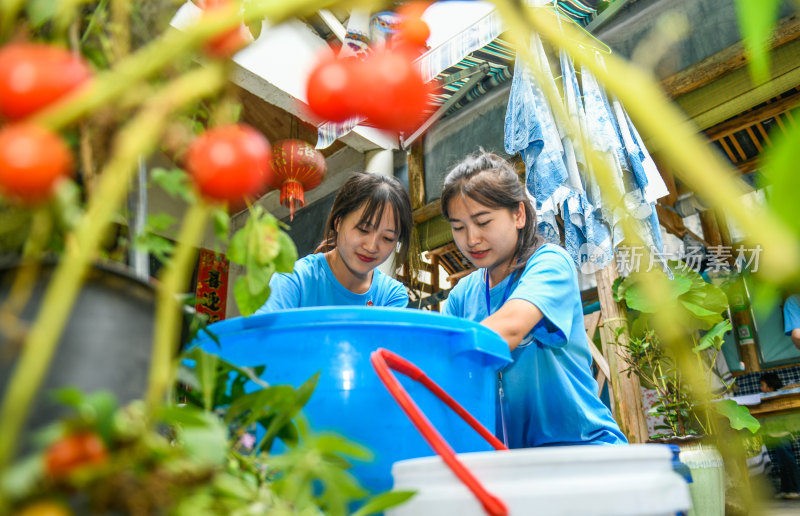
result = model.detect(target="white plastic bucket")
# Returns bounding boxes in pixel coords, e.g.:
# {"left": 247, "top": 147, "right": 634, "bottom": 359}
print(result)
{"left": 678, "top": 444, "right": 724, "bottom": 516}
{"left": 388, "top": 444, "right": 691, "bottom": 516}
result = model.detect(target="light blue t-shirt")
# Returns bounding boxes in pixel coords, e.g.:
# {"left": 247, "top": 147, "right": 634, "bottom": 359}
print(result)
{"left": 784, "top": 295, "right": 800, "bottom": 336}
{"left": 443, "top": 244, "right": 626, "bottom": 448}
{"left": 256, "top": 252, "right": 408, "bottom": 313}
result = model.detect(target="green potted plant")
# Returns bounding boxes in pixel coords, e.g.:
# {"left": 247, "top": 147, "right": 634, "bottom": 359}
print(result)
{"left": 612, "top": 261, "right": 761, "bottom": 516}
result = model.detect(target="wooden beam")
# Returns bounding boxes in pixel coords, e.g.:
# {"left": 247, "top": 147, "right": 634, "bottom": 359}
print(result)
{"left": 595, "top": 263, "right": 649, "bottom": 444}
{"left": 413, "top": 199, "right": 442, "bottom": 224}
{"left": 699, "top": 210, "right": 723, "bottom": 249}
{"left": 703, "top": 89, "right": 800, "bottom": 140}
{"left": 408, "top": 141, "right": 426, "bottom": 211}
{"left": 661, "top": 13, "right": 800, "bottom": 98}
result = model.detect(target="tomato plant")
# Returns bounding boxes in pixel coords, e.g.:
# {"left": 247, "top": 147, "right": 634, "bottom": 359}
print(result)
{"left": 0, "top": 124, "right": 74, "bottom": 203}
{"left": 44, "top": 432, "right": 108, "bottom": 478}
{"left": 185, "top": 124, "right": 272, "bottom": 203}
{"left": 0, "top": 43, "right": 92, "bottom": 120}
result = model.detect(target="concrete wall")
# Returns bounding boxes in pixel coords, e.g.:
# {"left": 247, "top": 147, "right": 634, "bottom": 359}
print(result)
{"left": 595, "top": 0, "right": 796, "bottom": 77}
{"left": 423, "top": 85, "right": 512, "bottom": 203}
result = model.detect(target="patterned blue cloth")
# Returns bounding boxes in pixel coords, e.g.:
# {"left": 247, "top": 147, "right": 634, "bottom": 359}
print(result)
{"left": 559, "top": 52, "right": 613, "bottom": 273}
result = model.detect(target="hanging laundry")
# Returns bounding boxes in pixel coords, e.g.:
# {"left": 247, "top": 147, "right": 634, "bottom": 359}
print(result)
{"left": 504, "top": 33, "right": 568, "bottom": 246}
{"left": 558, "top": 51, "right": 614, "bottom": 274}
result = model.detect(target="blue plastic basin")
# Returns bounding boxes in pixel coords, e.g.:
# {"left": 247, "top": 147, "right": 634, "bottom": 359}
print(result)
{"left": 192, "top": 306, "right": 511, "bottom": 494}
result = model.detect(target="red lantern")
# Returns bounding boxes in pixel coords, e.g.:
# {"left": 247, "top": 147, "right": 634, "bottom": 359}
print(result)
{"left": 267, "top": 139, "right": 327, "bottom": 220}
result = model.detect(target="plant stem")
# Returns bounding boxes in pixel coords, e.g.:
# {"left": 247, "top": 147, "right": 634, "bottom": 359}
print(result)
{"left": 0, "top": 65, "right": 225, "bottom": 473}
{"left": 0, "top": 0, "right": 25, "bottom": 37}
{"left": 146, "top": 201, "right": 211, "bottom": 408}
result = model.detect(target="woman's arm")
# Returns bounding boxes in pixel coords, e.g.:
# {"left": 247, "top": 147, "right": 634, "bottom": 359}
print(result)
{"left": 481, "top": 298, "right": 544, "bottom": 351}
{"left": 792, "top": 328, "right": 800, "bottom": 350}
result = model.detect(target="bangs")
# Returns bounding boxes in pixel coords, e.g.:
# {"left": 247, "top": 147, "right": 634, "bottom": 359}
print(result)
{"left": 450, "top": 169, "right": 513, "bottom": 213}
{"left": 356, "top": 185, "right": 400, "bottom": 233}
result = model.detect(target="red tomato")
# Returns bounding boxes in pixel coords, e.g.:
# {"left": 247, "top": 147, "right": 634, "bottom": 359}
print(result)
{"left": 361, "top": 48, "right": 432, "bottom": 132}
{"left": 197, "top": 0, "right": 253, "bottom": 58}
{"left": 44, "top": 432, "right": 108, "bottom": 478}
{"left": 14, "top": 500, "right": 74, "bottom": 516}
{"left": 185, "top": 124, "right": 271, "bottom": 203}
{"left": 0, "top": 124, "right": 74, "bottom": 203}
{"left": 396, "top": 16, "right": 430, "bottom": 49}
{"left": 0, "top": 43, "right": 92, "bottom": 120}
{"left": 305, "top": 53, "right": 363, "bottom": 123}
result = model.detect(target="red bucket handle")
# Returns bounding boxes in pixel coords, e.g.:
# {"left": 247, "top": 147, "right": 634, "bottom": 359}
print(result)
{"left": 370, "top": 348, "right": 509, "bottom": 516}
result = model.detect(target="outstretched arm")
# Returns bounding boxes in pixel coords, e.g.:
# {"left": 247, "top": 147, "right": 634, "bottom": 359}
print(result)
{"left": 481, "top": 298, "right": 543, "bottom": 351}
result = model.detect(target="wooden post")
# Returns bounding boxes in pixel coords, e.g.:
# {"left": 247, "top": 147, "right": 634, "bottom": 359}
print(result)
{"left": 716, "top": 210, "right": 761, "bottom": 371}
{"left": 595, "top": 262, "right": 649, "bottom": 443}
{"left": 408, "top": 141, "right": 426, "bottom": 211}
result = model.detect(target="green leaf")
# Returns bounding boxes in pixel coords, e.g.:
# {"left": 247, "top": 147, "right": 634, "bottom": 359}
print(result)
{"left": 177, "top": 414, "right": 229, "bottom": 466}
{"left": 183, "top": 348, "right": 221, "bottom": 411}
{"left": 147, "top": 213, "right": 177, "bottom": 232}
{"left": 211, "top": 207, "right": 230, "bottom": 244}
{"left": 259, "top": 373, "right": 320, "bottom": 452}
{"left": 351, "top": 490, "right": 417, "bottom": 516}
{"left": 245, "top": 262, "right": 271, "bottom": 296}
{"left": 151, "top": 167, "right": 194, "bottom": 202}
{"left": 611, "top": 276, "right": 624, "bottom": 303}
{"left": 760, "top": 123, "right": 800, "bottom": 237}
{"left": 26, "top": 0, "right": 58, "bottom": 28}
{"left": 694, "top": 320, "right": 733, "bottom": 352}
{"left": 228, "top": 225, "right": 248, "bottom": 265}
{"left": 234, "top": 274, "right": 270, "bottom": 316}
{"left": 315, "top": 433, "right": 373, "bottom": 461}
{"left": 712, "top": 399, "right": 761, "bottom": 434}
{"left": 735, "top": 0, "right": 782, "bottom": 84}
{"left": 274, "top": 230, "right": 298, "bottom": 273}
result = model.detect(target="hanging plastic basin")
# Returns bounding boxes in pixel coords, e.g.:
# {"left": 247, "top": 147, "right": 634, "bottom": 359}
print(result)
{"left": 191, "top": 306, "right": 512, "bottom": 493}
{"left": 388, "top": 445, "right": 692, "bottom": 516}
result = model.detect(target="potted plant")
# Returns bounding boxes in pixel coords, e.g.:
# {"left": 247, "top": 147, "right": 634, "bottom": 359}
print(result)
{"left": 612, "top": 261, "right": 761, "bottom": 516}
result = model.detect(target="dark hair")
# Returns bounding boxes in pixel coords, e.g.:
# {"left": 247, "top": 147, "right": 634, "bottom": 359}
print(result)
{"left": 441, "top": 151, "right": 541, "bottom": 272}
{"left": 760, "top": 372, "right": 783, "bottom": 391}
{"left": 316, "top": 172, "right": 412, "bottom": 261}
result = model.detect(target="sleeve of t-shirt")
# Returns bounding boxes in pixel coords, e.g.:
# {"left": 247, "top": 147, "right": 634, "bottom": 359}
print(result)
{"left": 508, "top": 246, "right": 578, "bottom": 347}
{"left": 255, "top": 269, "right": 301, "bottom": 313}
{"left": 783, "top": 295, "right": 800, "bottom": 335}
{"left": 385, "top": 279, "right": 410, "bottom": 308}
{"left": 441, "top": 280, "right": 464, "bottom": 317}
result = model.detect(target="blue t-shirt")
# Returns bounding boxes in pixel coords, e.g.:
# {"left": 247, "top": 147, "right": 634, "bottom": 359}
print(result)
{"left": 443, "top": 244, "right": 627, "bottom": 448}
{"left": 256, "top": 252, "right": 408, "bottom": 312}
{"left": 784, "top": 295, "right": 800, "bottom": 336}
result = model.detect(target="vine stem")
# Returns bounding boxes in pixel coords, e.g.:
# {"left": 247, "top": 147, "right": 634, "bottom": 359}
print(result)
{"left": 0, "top": 65, "right": 226, "bottom": 473}
{"left": 146, "top": 201, "right": 211, "bottom": 408}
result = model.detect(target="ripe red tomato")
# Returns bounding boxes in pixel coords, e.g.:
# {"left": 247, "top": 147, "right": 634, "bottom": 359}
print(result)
{"left": 305, "top": 53, "right": 364, "bottom": 123}
{"left": 0, "top": 124, "right": 74, "bottom": 203}
{"left": 0, "top": 43, "right": 92, "bottom": 120}
{"left": 396, "top": 16, "right": 430, "bottom": 49}
{"left": 185, "top": 124, "right": 272, "bottom": 203}
{"left": 14, "top": 500, "right": 74, "bottom": 516}
{"left": 44, "top": 432, "right": 108, "bottom": 478}
{"left": 197, "top": 0, "right": 253, "bottom": 58}
{"left": 361, "top": 48, "right": 432, "bottom": 132}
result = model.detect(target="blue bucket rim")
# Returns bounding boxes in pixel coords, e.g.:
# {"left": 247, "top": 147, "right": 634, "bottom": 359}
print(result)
{"left": 193, "top": 306, "right": 512, "bottom": 365}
